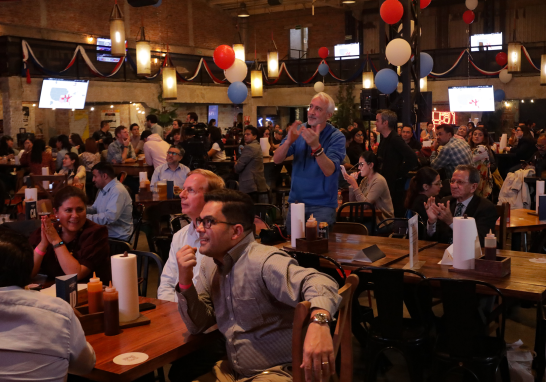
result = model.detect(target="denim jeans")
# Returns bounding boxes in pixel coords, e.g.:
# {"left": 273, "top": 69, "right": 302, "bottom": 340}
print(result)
{"left": 285, "top": 205, "right": 337, "bottom": 233}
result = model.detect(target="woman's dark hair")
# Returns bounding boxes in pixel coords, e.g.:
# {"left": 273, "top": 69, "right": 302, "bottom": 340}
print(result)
{"left": 342, "top": 130, "right": 352, "bottom": 143}
{"left": 130, "top": 123, "right": 139, "bottom": 130}
{"left": 0, "top": 232, "right": 34, "bottom": 288}
{"left": 368, "top": 130, "right": 377, "bottom": 142}
{"left": 404, "top": 167, "right": 439, "bottom": 209}
{"left": 57, "top": 134, "right": 71, "bottom": 151}
{"left": 70, "top": 133, "right": 85, "bottom": 154}
{"left": 209, "top": 126, "right": 224, "bottom": 150}
{"left": 0, "top": 136, "right": 14, "bottom": 156}
{"left": 85, "top": 138, "right": 98, "bottom": 154}
{"left": 30, "top": 139, "right": 47, "bottom": 164}
{"left": 48, "top": 136, "right": 57, "bottom": 149}
{"left": 171, "top": 128, "right": 181, "bottom": 141}
{"left": 469, "top": 126, "right": 489, "bottom": 149}
{"left": 53, "top": 185, "right": 88, "bottom": 210}
{"left": 353, "top": 119, "right": 364, "bottom": 130}
{"left": 467, "top": 121, "right": 475, "bottom": 129}
{"left": 350, "top": 128, "right": 364, "bottom": 140}
{"left": 208, "top": 119, "right": 216, "bottom": 128}
{"left": 519, "top": 125, "right": 534, "bottom": 141}
{"left": 360, "top": 151, "right": 379, "bottom": 170}
{"left": 65, "top": 151, "right": 80, "bottom": 169}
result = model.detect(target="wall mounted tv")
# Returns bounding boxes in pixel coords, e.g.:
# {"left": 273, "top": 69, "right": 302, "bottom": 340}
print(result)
{"left": 39, "top": 78, "right": 89, "bottom": 109}
{"left": 470, "top": 33, "right": 502, "bottom": 52}
{"left": 448, "top": 85, "right": 495, "bottom": 112}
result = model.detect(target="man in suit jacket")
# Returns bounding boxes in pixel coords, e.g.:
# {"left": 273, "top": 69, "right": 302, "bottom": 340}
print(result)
{"left": 234, "top": 126, "right": 269, "bottom": 201}
{"left": 424, "top": 164, "right": 497, "bottom": 246}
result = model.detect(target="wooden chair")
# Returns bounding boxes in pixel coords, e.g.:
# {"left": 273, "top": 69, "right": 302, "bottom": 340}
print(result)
{"left": 128, "top": 203, "right": 144, "bottom": 249}
{"left": 292, "top": 274, "right": 358, "bottom": 382}
{"left": 108, "top": 238, "right": 132, "bottom": 256}
{"left": 30, "top": 174, "right": 68, "bottom": 200}
{"left": 332, "top": 222, "right": 368, "bottom": 235}
{"left": 495, "top": 202, "right": 509, "bottom": 250}
{"left": 169, "top": 214, "right": 191, "bottom": 235}
{"left": 336, "top": 201, "right": 377, "bottom": 235}
{"left": 132, "top": 250, "right": 165, "bottom": 298}
{"left": 117, "top": 171, "right": 128, "bottom": 184}
{"left": 254, "top": 203, "right": 283, "bottom": 225}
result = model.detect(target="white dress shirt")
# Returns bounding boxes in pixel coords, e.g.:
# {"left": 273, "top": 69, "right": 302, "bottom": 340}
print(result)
{"left": 427, "top": 195, "right": 473, "bottom": 236}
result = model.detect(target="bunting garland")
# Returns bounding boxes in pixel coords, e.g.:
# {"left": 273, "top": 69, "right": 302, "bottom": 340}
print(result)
{"left": 21, "top": 39, "right": 541, "bottom": 86}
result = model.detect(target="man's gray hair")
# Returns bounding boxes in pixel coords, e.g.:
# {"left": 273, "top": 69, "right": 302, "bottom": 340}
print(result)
{"left": 311, "top": 92, "right": 336, "bottom": 114}
{"left": 377, "top": 109, "right": 398, "bottom": 130}
{"left": 170, "top": 145, "right": 185, "bottom": 157}
{"left": 455, "top": 165, "right": 480, "bottom": 185}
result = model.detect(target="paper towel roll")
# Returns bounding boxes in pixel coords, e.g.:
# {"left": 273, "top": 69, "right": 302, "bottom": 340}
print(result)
{"left": 25, "top": 188, "right": 38, "bottom": 202}
{"left": 260, "top": 138, "right": 270, "bottom": 157}
{"left": 139, "top": 172, "right": 148, "bottom": 182}
{"left": 499, "top": 134, "right": 507, "bottom": 151}
{"left": 41, "top": 167, "right": 50, "bottom": 190}
{"left": 111, "top": 253, "right": 140, "bottom": 322}
{"left": 453, "top": 216, "right": 479, "bottom": 270}
{"left": 536, "top": 181, "right": 545, "bottom": 214}
{"left": 290, "top": 203, "right": 305, "bottom": 248}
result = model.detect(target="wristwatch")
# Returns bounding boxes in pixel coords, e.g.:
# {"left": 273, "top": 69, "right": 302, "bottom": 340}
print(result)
{"left": 52, "top": 241, "right": 65, "bottom": 249}
{"left": 311, "top": 312, "right": 330, "bottom": 325}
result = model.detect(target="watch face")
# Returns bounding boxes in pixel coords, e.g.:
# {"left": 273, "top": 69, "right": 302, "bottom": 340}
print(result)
{"left": 313, "top": 313, "right": 328, "bottom": 324}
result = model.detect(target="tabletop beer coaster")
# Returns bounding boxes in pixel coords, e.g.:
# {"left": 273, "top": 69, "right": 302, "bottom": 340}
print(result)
{"left": 113, "top": 352, "right": 149, "bottom": 366}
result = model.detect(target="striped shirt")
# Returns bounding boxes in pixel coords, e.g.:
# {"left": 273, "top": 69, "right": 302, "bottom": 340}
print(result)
{"left": 430, "top": 137, "right": 472, "bottom": 180}
{"left": 176, "top": 233, "right": 341, "bottom": 378}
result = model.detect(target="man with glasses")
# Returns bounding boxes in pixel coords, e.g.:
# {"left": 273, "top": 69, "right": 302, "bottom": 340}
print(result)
{"left": 424, "top": 165, "right": 497, "bottom": 246}
{"left": 150, "top": 146, "right": 190, "bottom": 190}
{"left": 175, "top": 189, "right": 341, "bottom": 382}
{"left": 430, "top": 124, "right": 472, "bottom": 180}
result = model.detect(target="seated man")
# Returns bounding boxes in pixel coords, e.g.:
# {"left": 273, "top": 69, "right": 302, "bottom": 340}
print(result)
{"left": 107, "top": 125, "right": 136, "bottom": 164}
{"left": 430, "top": 124, "right": 472, "bottom": 180}
{"left": 142, "top": 130, "right": 171, "bottom": 168}
{"left": 87, "top": 162, "right": 133, "bottom": 241}
{"left": 150, "top": 145, "right": 190, "bottom": 190}
{"left": 401, "top": 125, "right": 422, "bottom": 151}
{"left": 234, "top": 126, "right": 269, "bottom": 201}
{"left": 425, "top": 165, "right": 497, "bottom": 246}
{"left": 531, "top": 134, "right": 546, "bottom": 178}
{"left": 0, "top": 232, "right": 95, "bottom": 381}
{"left": 175, "top": 189, "right": 342, "bottom": 382}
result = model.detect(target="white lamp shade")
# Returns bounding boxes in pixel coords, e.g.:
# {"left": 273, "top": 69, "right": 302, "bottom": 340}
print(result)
{"left": 162, "top": 67, "right": 177, "bottom": 100}
{"left": 136, "top": 40, "right": 151, "bottom": 76}
{"left": 507, "top": 42, "right": 521, "bottom": 73}
{"left": 541, "top": 54, "right": 546, "bottom": 86}
{"left": 420, "top": 77, "right": 428, "bottom": 91}
{"left": 267, "top": 51, "right": 279, "bottom": 79}
{"left": 251, "top": 70, "right": 263, "bottom": 97}
{"left": 233, "top": 44, "right": 245, "bottom": 62}
{"left": 110, "top": 19, "right": 126, "bottom": 56}
{"left": 362, "top": 71, "right": 374, "bottom": 89}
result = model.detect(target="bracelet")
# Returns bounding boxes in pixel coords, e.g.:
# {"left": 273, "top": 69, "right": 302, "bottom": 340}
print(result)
{"left": 310, "top": 144, "right": 322, "bottom": 154}
{"left": 34, "top": 246, "right": 46, "bottom": 256}
{"left": 313, "top": 148, "right": 324, "bottom": 157}
{"left": 52, "top": 241, "right": 65, "bottom": 249}
{"left": 178, "top": 282, "right": 192, "bottom": 290}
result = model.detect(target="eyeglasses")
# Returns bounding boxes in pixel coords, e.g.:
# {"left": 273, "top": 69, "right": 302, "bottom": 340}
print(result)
{"left": 357, "top": 162, "right": 370, "bottom": 168}
{"left": 355, "top": 133, "right": 364, "bottom": 138}
{"left": 180, "top": 186, "right": 200, "bottom": 195}
{"left": 431, "top": 181, "right": 442, "bottom": 186}
{"left": 196, "top": 216, "right": 238, "bottom": 229}
{"left": 167, "top": 151, "right": 181, "bottom": 156}
{"left": 449, "top": 179, "right": 470, "bottom": 186}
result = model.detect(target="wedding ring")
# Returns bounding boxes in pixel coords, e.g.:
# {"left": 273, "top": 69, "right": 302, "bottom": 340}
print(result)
{"left": 321, "top": 362, "right": 329, "bottom": 365}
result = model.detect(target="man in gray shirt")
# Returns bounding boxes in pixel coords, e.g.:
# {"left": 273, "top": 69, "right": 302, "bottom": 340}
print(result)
{"left": 175, "top": 189, "right": 341, "bottom": 381}
{"left": 146, "top": 114, "right": 164, "bottom": 139}
{"left": 234, "top": 125, "right": 269, "bottom": 201}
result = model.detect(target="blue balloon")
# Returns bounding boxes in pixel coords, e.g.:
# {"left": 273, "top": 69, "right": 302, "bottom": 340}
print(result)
{"left": 375, "top": 69, "right": 399, "bottom": 94}
{"left": 420, "top": 52, "right": 434, "bottom": 78}
{"left": 227, "top": 82, "right": 248, "bottom": 104}
{"left": 318, "top": 63, "right": 329, "bottom": 76}
{"left": 494, "top": 89, "right": 505, "bottom": 102}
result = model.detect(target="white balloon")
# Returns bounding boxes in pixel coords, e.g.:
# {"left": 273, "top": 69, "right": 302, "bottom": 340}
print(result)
{"left": 465, "top": 0, "right": 478, "bottom": 10}
{"left": 224, "top": 59, "right": 248, "bottom": 83}
{"left": 499, "top": 69, "right": 512, "bottom": 84}
{"left": 386, "top": 38, "right": 412, "bottom": 67}
{"left": 314, "top": 81, "right": 325, "bottom": 92}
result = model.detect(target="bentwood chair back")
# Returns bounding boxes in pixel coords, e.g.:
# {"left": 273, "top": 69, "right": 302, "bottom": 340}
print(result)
{"left": 331, "top": 222, "right": 369, "bottom": 236}
{"left": 169, "top": 214, "right": 191, "bottom": 235}
{"left": 30, "top": 174, "right": 68, "bottom": 200}
{"left": 254, "top": 203, "right": 283, "bottom": 226}
{"left": 128, "top": 203, "right": 144, "bottom": 249}
{"left": 286, "top": 250, "right": 346, "bottom": 287}
{"left": 292, "top": 274, "right": 358, "bottom": 382}
{"left": 495, "top": 202, "right": 509, "bottom": 250}
{"left": 117, "top": 171, "right": 127, "bottom": 184}
{"left": 108, "top": 238, "right": 132, "bottom": 256}
{"left": 336, "top": 201, "right": 376, "bottom": 235}
{"left": 375, "top": 218, "right": 409, "bottom": 239}
{"left": 132, "top": 250, "right": 165, "bottom": 297}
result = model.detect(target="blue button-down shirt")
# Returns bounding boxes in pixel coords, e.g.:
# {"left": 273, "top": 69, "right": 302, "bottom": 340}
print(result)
{"left": 87, "top": 178, "right": 133, "bottom": 241}
{"left": 150, "top": 163, "right": 191, "bottom": 189}
{"left": 107, "top": 140, "right": 136, "bottom": 164}
{"left": 283, "top": 123, "right": 346, "bottom": 208}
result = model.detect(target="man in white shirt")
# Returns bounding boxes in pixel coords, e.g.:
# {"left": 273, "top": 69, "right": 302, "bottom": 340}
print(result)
{"left": 150, "top": 145, "right": 190, "bottom": 189}
{"left": 0, "top": 232, "right": 96, "bottom": 382}
{"left": 146, "top": 114, "right": 164, "bottom": 139}
{"left": 141, "top": 130, "right": 171, "bottom": 168}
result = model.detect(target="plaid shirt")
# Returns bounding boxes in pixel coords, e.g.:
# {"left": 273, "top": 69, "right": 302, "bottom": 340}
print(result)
{"left": 430, "top": 137, "right": 472, "bottom": 179}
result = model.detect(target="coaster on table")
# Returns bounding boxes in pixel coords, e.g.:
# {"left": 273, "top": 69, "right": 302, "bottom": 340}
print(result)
{"left": 529, "top": 258, "right": 546, "bottom": 264}
{"left": 113, "top": 352, "right": 149, "bottom": 366}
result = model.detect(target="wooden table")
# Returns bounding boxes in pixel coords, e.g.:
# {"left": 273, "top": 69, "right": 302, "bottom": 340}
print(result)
{"left": 135, "top": 194, "right": 181, "bottom": 209}
{"left": 208, "top": 156, "right": 293, "bottom": 167}
{"left": 112, "top": 163, "right": 154, "bottom": 179}
{"left": 83, "top": 297, "right": 219, "bottom": 382}
{"left": 496, "top": 209, "right": 546, "bottom": 234}
{"left": 15, "top": 185, "right": 50, "bottom": 199}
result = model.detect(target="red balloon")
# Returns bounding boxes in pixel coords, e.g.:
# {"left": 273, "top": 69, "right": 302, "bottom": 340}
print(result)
{"left": 213, "top": 45, "right": 235, "bottom": 70}
{"left": 496, "top": 52, "right": 508, "bottom": 67}
{"left": 318, "top": 47, "right": 329, "bottom": 59}
{"left": 420, "top": 0, "right": 431, "bottom": 9}
{"left": 380, "top": 0, "right": 404, "bottom": 25}
{"left": 463, "top": 10, "right": 475, "bottom": 24}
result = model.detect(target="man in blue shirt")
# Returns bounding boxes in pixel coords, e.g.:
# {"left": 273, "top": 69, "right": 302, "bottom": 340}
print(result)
{"left": 87, "top": 163, "right": 133, "bottom": 241}
{"left": 107, "top": 125, "right": 137, "bottom": 164}
{"left": 150, "top": 145, "right": 191, "bottom": 189}
{"left": 273, "top": 92, "right": 346, "bottom": 230}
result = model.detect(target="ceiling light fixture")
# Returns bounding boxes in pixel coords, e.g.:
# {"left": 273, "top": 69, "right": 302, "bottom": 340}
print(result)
{"left": 238, "top": 2, "right": 250, "bottom": 17}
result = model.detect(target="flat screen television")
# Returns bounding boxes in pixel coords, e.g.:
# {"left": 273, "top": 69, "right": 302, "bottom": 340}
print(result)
{"left": 448, "top": 85, "right": 495, "bottom": 112}
{"left": 334, "top": 43, "right": 360, "bottom": 60}
{"left": 470, "top": 32, "right": 502, "bottom": 52}
{"left": 96, "top": 37, "right": 123, "bottom": 63}
{"left": 39, "top": 78, "right": 89, "bottom": 109}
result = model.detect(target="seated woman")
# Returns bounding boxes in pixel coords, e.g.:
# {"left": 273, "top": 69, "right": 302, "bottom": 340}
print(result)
{"left": 30, "top": 186, "right": 111, "bottom": 283}
{"left": 20, "top": 139, "right": 55, "bottom": 175}
{"left": 347, "top": 129, "right": 365, "bottom": 165}
{"left": 506, "top": 125, "right": 536, "bottom": 162}
{"left": 469, "top": 127, "right": 496, "bottom": 198}
{"left": 207, "top": 126, "right": 227, "bottom": 161}
{"left": 70, "top": 133, "right": 86, "bottom": 154}
{"left": 80, "top": 138, "right": 101, "bottom": 172}
{"left": 0, "top": 232, "right": 96, "bottom": 381}
{"left": 0, "top": 135, "right": 18, "bottom": 158}
{"left": 342, "top": 151, "right": 394, "bottom": 223}
{"left": 56, "top": 134, "right": 73, "bottom": 171}
{"left": 58, "top": 152, "right": 87, "bottom": 191}
{"left": 404, "top": 167, "right": 442, "bottom": 224}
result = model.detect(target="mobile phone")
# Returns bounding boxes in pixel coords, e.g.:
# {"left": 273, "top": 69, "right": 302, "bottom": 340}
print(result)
{"left": 340, "top": 165, "right": 348, "bottom": 176}
{"left": 139, "top": 302, "right": 156, "bottom": 312}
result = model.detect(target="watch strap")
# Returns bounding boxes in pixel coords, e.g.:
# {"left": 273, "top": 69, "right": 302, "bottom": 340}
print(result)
{"left": 52, "top": 241, "right": 65, "bottom": 249}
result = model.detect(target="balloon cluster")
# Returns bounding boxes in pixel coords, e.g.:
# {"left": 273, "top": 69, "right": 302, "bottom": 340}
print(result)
{"left": 314, "top": 47, "right": 330, "bottom": 93}
{"left": 463, "top": 0, "right": 477, "bottom": 24}
{"left": 213, "top": 45, "right": 248, "bottom": 104}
